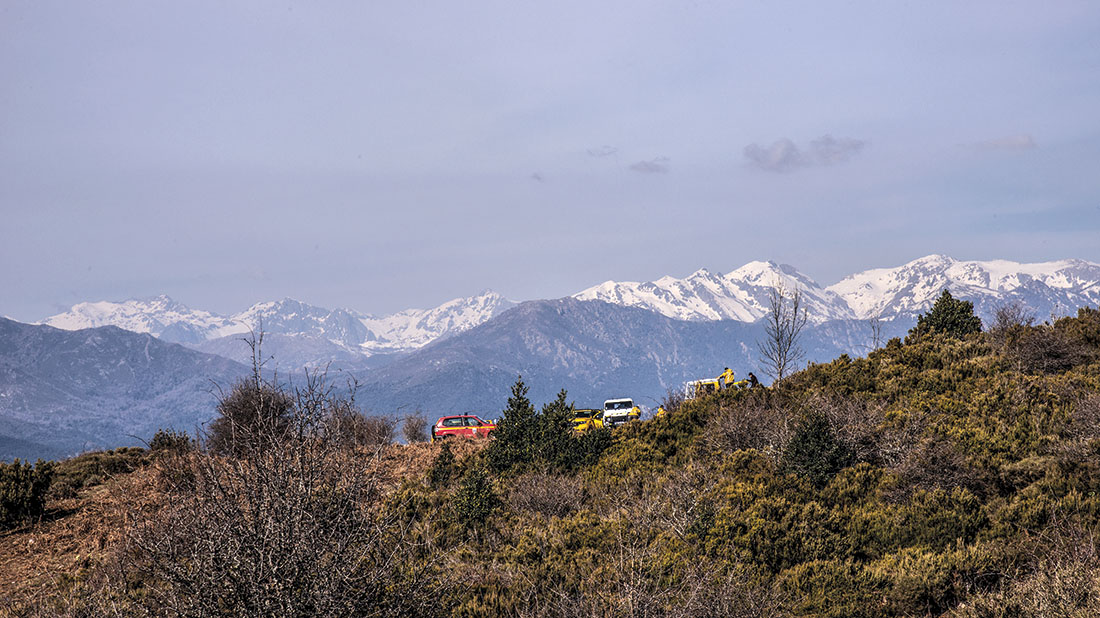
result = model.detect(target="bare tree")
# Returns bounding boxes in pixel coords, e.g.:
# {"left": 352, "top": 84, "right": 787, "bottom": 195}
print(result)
{"left": 757, "top": 281, "right": 809, "bottom": 382}
{"left": 868, "top": 316, "right": 884, "bottom": 351}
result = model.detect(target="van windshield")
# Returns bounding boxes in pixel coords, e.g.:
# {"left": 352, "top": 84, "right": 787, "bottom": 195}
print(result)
{"left": 606, "top": 401, "right": 634, "bottom": 410}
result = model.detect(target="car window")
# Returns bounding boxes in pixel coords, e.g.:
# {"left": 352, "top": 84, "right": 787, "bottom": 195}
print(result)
{"left": 442, "top": 418, "right": 464, "bottom": 427}
{"left": 465, "top": 417, "right": 483, "bottom": 426}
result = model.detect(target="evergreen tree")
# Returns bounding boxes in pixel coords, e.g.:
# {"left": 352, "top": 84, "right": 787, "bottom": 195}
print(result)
{"left": 537, "top": 389, "right": 576, "bottom": 469}
{"left": 908, "top": 289, "right": 983, "bottom": 341}
{"left": 486, "top": 376, "right": 539, "bottom": 472}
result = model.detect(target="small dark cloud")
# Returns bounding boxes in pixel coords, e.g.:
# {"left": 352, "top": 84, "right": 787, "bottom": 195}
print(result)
{"left": 744, "top": 135, "right": 866, "bottom": 173}
{"left": 809, "top": 135, "right": 866, "bottom": 165}
{"left": 586, "top": 145, "right": 618, "bottom": 158}
{"left": 530, "top": 172, "right": 544, "bottom": 182}
{"left": 629, "top": 156, "right": 670, "bottom": 174}
{"left": 968, "top": 134, "right": 1037, "bottom": 151}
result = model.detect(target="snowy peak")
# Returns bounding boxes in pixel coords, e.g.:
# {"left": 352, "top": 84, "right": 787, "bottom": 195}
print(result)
{"left": 41, "top": 290, "right": 517, "bottom": 355}
{"left": 230, "top": 298, "right": 368, "bottom": 348}
{"left": 42, "top": 295, "right": 235, "bottom": 344}
{"left": 827, "top": 255, "right": 1100, "bottom": 320}
{"left": 574, "top": 261, "right": 854, "bottom": 323}
{"left": 359, "top": 290, "right": 517, "bottom": 353}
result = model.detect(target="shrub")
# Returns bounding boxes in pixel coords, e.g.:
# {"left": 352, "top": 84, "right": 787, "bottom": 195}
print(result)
{"left": 783, "top": 411, "right": 853, "bottom": 488}
{"left": 128, "top": 370, "right": 447, "bottom": 616}
{"left": 402, "top": 412, "right": 429, "bottom": 443}
{"left": 507, "top": 471, "right": 584, "bottom": 518}
{"left": 704, "top": 393, "right": 794, "bottom": 462}
{"left": 327, "top": 402, "right": 395, "bottom": 450}
{"left": 428, "top": 440, "right": 456, "bottom": 487}
{"left": 661, "top": 385, "right": 687, "bottom": 415}
{"left": 453, "top": 464, "right": 498, "bottom": 527}
{"left": 0, "top": 459, "right": 53, "bottom": 529}
{"left": 47, "top": 447, "right": 148, "bottom": 500}
{"left": 205, "top": 377, "right": 294, "bottom": 457}
{"left": 149, "top": 428, "right": 194, "bottom": 454}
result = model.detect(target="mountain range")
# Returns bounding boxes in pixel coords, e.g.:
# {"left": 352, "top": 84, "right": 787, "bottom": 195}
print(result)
{"left": 6, "top": 254, "right": 1099, "bottom": 460}
{"left": 42, "top": 256, "right": 1100, "bottom": 357}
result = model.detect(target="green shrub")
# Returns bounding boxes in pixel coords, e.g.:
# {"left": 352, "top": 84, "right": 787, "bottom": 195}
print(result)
{"left": 149, "top": 428, "right": 194, "bottom": 454}
{"left": 48, "top": 447, "right": 148, "bottom": 499}
{"left": 453, "top": 464, "right": 498, "bottom": 527}
{"left": 428, "top": 441, "right": 456, "bottom": 487}
{"left": 0, "top": 459, "right": 53, "bottom": 529}
{"left": 783, "top": 411, "right": 853, "bottom": 488}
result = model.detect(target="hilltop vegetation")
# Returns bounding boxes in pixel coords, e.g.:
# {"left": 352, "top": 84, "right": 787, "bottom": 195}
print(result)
{"left": 2, "top": 304, "right": 1100, "bottom": 617}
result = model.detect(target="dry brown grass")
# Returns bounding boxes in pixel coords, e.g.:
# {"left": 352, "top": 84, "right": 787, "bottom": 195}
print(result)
{"left": 0, "top": 438, "right": 489, "bottom": 613}
{"left": 367, "top": 437, "right": 488, "bottom": 488}
{"left": 0, "top": 464, "right": 160, "bottom": 611}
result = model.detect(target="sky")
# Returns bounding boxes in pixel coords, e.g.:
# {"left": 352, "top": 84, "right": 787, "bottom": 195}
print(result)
{"left": 2, "top": 1, "right": 1099, "bottom": 321}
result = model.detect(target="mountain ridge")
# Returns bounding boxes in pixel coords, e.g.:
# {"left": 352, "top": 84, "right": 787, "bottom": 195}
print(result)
{"left": 37, "top": 255, "right": 1100, "bottom": 368}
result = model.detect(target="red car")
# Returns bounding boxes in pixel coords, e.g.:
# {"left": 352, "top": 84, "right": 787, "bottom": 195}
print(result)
{"left": 431, "top": 415, "right": 497, "bottom": 441}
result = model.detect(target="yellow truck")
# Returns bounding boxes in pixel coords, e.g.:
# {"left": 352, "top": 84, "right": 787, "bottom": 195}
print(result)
{"left": 686, "top": 368, "right": 749, "bottom": 399}
{"left": 571, "top": 408, "right": 603, "bottom": 432}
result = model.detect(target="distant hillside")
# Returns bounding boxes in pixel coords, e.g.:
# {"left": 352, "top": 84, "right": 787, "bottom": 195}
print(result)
{"left": 0, "top": 318, "right": 248, "bottom": 461}
{"left": 351, "top": 298, "right": 911, "bottom": 416}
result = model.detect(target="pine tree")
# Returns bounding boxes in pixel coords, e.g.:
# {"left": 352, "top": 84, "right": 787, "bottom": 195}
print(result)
{"left": 908, "top": 289, "right": 983, "bottom": 341}
{"left": 486, "top": 376, "right": 539, "bottom": 472}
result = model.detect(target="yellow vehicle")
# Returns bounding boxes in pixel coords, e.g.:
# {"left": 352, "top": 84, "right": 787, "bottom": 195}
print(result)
{"left": 686, "top": 367, "right": 749, "bottom": 399}
{"left": 685, "top": 378, "right": 721, "bottom": 399}
{"left": 571, "top": 408, "right": 603, "bottom": 432}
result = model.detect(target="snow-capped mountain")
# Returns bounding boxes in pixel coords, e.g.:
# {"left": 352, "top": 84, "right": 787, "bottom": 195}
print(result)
{"left": 42, "top": 291, "right": 517, "bottom": 357}
{"left": 573, "top": 261, "right": 855, "bottom": 324}
{"left": 39, "top": 256, "right": 1100, "bottom": 363}
{"left": 359, "top": 290, "right": 517, "bottom": 353}
{"left": 574, "top": 256, "right": 1100, "bottom": 325}
{"left": 42, "top": 295, "right": 244, "bottom": 344}
{"left": 828, "top": 255, "right": 1100, "bottom": 321}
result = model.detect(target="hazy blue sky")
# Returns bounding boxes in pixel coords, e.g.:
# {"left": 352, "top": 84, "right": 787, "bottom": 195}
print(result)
{"left": 3, "top": 1, "right": 1099, "bottom": 320}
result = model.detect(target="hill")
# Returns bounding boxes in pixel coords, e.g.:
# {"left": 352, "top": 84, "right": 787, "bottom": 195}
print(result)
{"left": 4, "top": 304, "right": 1099, "bottom": 616}
{"left": 0, "top": 318, "right": 248, "bottom": 461}
{"left": 350, "top": 297, "right": 910, "bottom": 415}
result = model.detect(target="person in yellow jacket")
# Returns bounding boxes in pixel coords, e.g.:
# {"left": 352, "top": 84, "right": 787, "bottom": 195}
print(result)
{"left": 719, "top": 367, "right": 736, "bottom": 389}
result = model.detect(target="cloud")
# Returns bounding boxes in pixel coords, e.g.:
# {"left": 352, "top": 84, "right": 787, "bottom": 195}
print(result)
{"left": 530, "top": 172, "right": 544, "bottom": 182}
{"left": 586, "top": 145, "right": 619, "bottom": 158}
{"left": 629, "top": 156, "right": 670, "bottom": 174}
{"left": 969, "top": 134, "right": 1037, "bottom": 151}
{"left": 744, "top": 135, "right": 866, "bottom": 173}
